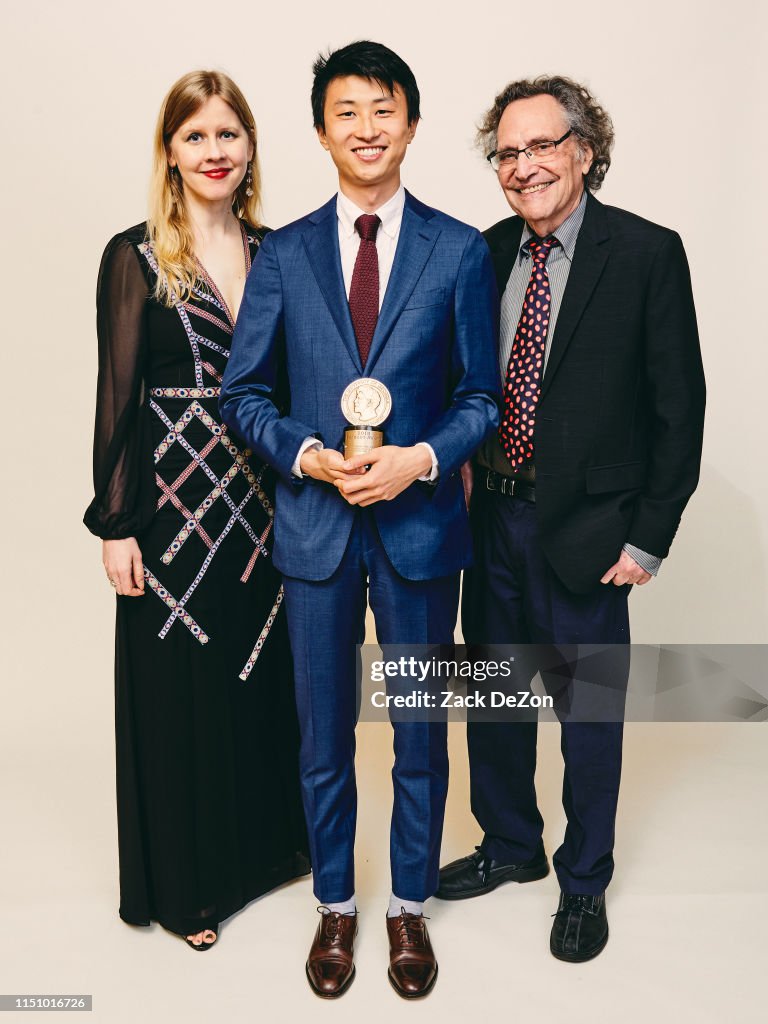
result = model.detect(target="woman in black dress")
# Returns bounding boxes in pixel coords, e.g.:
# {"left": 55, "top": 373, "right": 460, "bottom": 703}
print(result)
{"left": 84, "top": 70, "right": 309, "bottom": 950}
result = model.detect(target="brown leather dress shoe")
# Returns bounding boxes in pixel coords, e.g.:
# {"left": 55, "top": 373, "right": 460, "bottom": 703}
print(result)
{"left": 386, "top": 911, "right": 438, "bottom": 999}
{"left": 305, "top": 909, "right": 358, "bottom": 998}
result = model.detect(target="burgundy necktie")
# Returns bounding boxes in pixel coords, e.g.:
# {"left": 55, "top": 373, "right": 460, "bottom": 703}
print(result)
{"left": 499, "top": 236, "right": 559, "bottom": 468}
{"left": 348, "top": 214, "right": 381, "bottom": 367}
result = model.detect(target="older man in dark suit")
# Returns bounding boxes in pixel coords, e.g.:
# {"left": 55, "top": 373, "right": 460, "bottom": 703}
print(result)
{"left": 436, "top": 76, "right": 705, "bottom": 962}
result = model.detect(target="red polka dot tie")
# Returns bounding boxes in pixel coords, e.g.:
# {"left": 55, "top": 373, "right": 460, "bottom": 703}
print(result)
{"left": 349, "top": 214, "right": 381, "bottom": 367}
{"left": 499, "top": 236, "right": 559, "bottom": 468}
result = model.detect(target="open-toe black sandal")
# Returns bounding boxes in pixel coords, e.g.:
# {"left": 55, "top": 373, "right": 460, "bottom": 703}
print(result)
{"left": 185, "top": 925, "right": 219, "bottom": 951}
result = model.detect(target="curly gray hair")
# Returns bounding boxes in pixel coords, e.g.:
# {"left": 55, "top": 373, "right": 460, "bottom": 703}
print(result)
{"left": 477, "top": 75, "right": 615, "bottom": 192}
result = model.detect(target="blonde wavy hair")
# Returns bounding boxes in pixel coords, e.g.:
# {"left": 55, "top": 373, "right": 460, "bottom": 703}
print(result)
{"left": 148, "top": 70, "right": 262, "bottom": 305}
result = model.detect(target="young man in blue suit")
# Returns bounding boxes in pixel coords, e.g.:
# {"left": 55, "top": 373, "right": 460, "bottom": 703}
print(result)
{"left": 220, "top": 41, "right": 500, "bottom": 998}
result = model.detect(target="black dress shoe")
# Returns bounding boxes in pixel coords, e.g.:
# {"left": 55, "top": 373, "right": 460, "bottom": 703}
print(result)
{"left": 550, "top": 893, "right": 608, "bottom": 962}
{"left": 435, "top": 846, "right": 549, "bottom": 900}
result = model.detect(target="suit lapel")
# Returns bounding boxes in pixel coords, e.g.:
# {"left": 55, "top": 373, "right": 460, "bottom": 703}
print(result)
{"left": 488, "top": 219, "right": 524, "bottom": 298}
{"left": 302, "top": 198, "right": 363, "bottom": 374}
{"left": 541, "top": 194, "right": 610, "bottom": 397}
{"left": 365, "top": 192, "right": 440, "bottom": 376}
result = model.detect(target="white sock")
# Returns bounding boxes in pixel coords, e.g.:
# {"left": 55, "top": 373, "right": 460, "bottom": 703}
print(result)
{"left": 321, "top": 896, "right": 357, "bottom": 916}
{"left": 387, "top": 893, "right": 423, "bottom": 918}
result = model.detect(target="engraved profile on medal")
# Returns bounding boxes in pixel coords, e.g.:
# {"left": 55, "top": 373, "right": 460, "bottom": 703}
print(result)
{"left": 341, "top": 378, "right": 392, "bottom": 426}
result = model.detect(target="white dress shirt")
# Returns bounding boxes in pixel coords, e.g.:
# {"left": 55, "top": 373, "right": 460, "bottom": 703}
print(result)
{"left": 337, "top": 184, "right": 405, "bottom": 308}
{"left": 292, "top": 185, "right": 438, "bottom": 481}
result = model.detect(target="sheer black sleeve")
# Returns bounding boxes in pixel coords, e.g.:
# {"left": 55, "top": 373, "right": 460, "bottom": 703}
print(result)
{"left": 83, "top": 233, "right": 155, "bottom": 539}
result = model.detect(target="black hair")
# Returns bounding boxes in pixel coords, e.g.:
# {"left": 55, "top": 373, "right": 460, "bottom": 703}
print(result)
{"left": 311, "top": 40, "right": 421, "bottom": 130}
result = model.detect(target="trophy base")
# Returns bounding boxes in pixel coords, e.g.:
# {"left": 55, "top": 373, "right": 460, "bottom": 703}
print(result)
{"left": 344, "top": 425, "right": 384, "bottom": 460}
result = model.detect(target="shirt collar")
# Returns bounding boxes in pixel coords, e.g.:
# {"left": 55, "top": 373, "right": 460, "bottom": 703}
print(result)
{"left": 519, "top": 190, "right": 587, "bottom": 262}
{"left": 336, "top": 184, "right": 406, "bottom": 241}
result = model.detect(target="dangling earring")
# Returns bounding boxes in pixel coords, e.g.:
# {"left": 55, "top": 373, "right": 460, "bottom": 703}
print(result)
{"left": 245, "top": 165, "right": 254, "bottom": 197}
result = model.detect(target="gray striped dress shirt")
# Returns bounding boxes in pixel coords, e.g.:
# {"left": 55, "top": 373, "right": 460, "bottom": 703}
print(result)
{"left": 478, "top": 191, "right": 661, "bottom": 575}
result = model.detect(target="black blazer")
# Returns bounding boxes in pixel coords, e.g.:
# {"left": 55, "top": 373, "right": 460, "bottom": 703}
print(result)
{"left": 483, "top": 193, "right": 706, "bottom": 593}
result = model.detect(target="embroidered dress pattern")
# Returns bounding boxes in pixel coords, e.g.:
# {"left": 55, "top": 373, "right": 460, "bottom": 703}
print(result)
{"left": 135, "top": 229, "right": 279, "bottom": 676}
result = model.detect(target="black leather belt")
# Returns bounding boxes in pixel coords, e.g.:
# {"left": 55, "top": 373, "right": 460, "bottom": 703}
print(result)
{"left": 483, "top": 468, "right": 536, "bottom": 503}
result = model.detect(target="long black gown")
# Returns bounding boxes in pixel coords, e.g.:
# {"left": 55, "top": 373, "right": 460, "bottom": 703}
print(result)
{"left": 84, "top": 222, "right": 310, "bottom": 937}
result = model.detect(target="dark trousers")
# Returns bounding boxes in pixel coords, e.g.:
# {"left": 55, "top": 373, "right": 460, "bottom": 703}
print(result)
{"left": 283, "top": 510, "right": 460, "bottom": 904}
{"left": 463, "top": 488, "right": 629, "bottom": 895}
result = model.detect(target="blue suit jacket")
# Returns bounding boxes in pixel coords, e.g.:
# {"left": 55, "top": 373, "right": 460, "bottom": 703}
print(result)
{"left": 221, "top": 191, "right": 500, "bottom": 581}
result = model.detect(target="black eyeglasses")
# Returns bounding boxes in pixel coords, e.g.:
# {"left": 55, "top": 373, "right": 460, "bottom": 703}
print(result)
{"left": 487, "top": 130, "right": 573, "bottom": 172}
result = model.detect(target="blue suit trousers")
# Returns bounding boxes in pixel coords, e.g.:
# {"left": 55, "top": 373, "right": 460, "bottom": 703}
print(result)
{"left": 283, "top": 509, "right": 459, "bottom": 903}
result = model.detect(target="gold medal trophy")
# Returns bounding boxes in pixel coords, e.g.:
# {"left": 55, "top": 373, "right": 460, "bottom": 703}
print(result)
{"left": 341, "top": 378, "right": 393, "bottom": 460}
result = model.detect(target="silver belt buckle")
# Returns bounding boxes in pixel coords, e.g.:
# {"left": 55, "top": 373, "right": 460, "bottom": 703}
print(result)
{"left": 485, "top": 470, "right": 497, "bottom": 492}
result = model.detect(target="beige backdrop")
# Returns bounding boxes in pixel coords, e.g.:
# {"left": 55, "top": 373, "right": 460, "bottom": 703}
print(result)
{"left": 1, "top": 0, "right": 766, "bottom": 1021}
